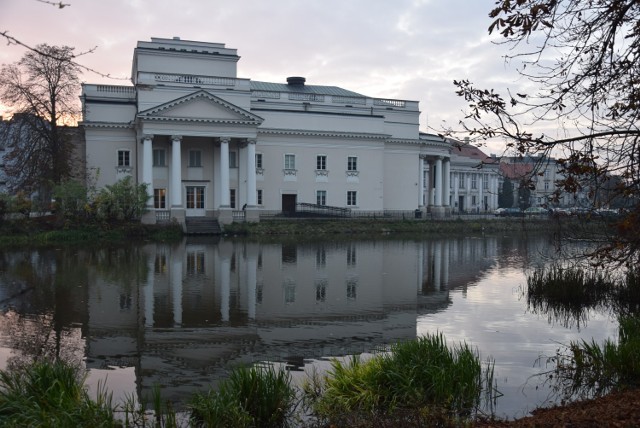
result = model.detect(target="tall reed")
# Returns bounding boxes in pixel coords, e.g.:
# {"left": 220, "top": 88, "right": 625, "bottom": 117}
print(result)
{"left": 189, "top": 364, "right": 296, "bottom": 428}
{"left": 304, "top": 334, "right": 496, "bottom": 425}
{"left": 0, "top": 359, "right": 116, "bottom": 427}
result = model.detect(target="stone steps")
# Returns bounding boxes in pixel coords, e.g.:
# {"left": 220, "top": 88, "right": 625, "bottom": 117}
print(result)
{"left": 185, "top": 217, "right": 222, "bottom": 235}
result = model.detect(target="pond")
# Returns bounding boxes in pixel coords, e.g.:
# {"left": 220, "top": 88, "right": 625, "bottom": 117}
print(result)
{"left": 0, "top": 233, "right": 618, "bottom": 420}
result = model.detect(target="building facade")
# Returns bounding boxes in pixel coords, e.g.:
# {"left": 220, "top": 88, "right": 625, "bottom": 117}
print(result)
{"left": 81, "top": 37, "right": 454, "bottom": 226}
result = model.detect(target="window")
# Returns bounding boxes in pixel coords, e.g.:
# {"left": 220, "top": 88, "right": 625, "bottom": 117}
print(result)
{"left": 459, "top": 173, "right": 465, "bottom": 189}
{"left": 118, "top": 150, "right": 130, "bottom": 167}
{"left": 544, "top": 181, "right": 550, "bottom": 191}
{"left": 483, "top": 174, "right": 489, "bottom": 189}
{"left": 284, "top": 153, "right": 295, "bottom": 170}
{"left": 316, "top": 155, "right": 327, "bottom": 170}
{"left": 255, "top": 153, "right": 263, "bottom": 169}
{"left": 472, "top": 195, "right": 477, "bottom": 205}
{"left": 347, "top": 156, "right": 358, "bottom": 171}
{"left": 154, "top": 188, "right": 166, "bottom": 209}
{"left": 317, "top": 190, "right": 326, "bottom": 206}
{"left": 153, "top": 149, "right": 166, "bottom": 167}
{"left": 189, "top": 150, "right": 202, "bottom": 167}
{"left": 230, "top": 189, "right": 236, "bottom": 209}
{"left": 347, "top": 191, "right": 357, "bottom": 206}
{"left": 257, "top": 189, "right": 263, "bottom": 205}
{"left": 471, "top": 173, "right": 477, "bottom": 189}
{"left": 229, "top": 151, "right": 237, "bottom": 168}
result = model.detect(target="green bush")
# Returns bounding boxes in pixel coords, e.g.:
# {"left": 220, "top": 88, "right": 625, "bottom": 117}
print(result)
{"left": 0, "top": 359, "right": 116, "bottom": 427}
{"left": 190, "top": 364, "right": 296, "bottom": 428}
{"left": 94, "top": 176, "right": 149, "bottom": 222}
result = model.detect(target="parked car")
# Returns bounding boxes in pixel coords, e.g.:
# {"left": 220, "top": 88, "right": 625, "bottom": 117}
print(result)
{"left": 494, "top": 208, "right": 506, "bottom": 216}
{"left": 500, "top": 208, "right": 525, "bottom": 217}
{"left": 524, "top": 206, "right": 549, "bottom": 216}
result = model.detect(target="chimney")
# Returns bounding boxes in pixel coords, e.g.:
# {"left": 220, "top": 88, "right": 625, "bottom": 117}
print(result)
{"left": 286, "top": 76, "right": 306, "bottom": 86}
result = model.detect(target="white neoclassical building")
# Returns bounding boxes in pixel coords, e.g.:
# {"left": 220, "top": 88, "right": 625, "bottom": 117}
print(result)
{"left": 81, "top": 37, "right": 461, "bottom": 227}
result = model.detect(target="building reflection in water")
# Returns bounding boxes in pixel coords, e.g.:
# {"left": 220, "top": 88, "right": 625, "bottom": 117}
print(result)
{"left": 0, "top": 236, "right": 526, "bottom": 406}
{"left": 79, "top": 236, "right": 510, "bottom": 404}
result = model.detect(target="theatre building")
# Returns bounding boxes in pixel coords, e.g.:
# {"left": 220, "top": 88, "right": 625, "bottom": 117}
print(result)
{"left": 81, "top": 37, "right": 458, "bottom": 227}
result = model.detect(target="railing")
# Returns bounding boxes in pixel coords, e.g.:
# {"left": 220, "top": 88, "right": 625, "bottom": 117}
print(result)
{"left": 155, "top": 210, "right": 171, "bottom": 223}
{"left": 296, "top": 203, "right": 351, "bottom": 217}
{"left": 288, "top": 93, "right": 325, "bottom": 102}
{"left": 332, "top": 95, "right": 367, "bottom": 105}
{"left": 374, "top": 98, "right": 406, "bottom": 108}
{"left": 251, "top": 90, "right": 281, "bottom": 99}
{"left": 232, "top": 210, "right": 246, "bottom": 221}
{"left": 256, "top": 208, "right": 434, "bottom": 220}
{"left": 96, "top": 85, "right": 136, "bottom": 94}
{"left": 154, "top": 73, "right": 236, "bottom": 86}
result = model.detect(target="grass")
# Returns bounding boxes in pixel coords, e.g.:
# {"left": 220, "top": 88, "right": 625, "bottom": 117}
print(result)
{"left": 549, "top": 315, "right": 640, "bottom": 400}
{"left": 303, "top": 334, "right": 497, "bottom": 427}
{"left": 189, "top": 364, "right": 297, "bottom": 428}
{"left": 0, "top": 359, "right": 116, "bottom": 427}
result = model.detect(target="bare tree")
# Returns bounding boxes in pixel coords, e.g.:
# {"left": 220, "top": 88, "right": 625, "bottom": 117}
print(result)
{"left": 0, "top": 44, "right": 81, "bottom": 202}
{"left": 452, "top": 0, "right": 640, "bottom": 265}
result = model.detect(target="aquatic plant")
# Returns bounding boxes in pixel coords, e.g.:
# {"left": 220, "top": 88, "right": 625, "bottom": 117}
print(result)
{"left": 0, "top": 359, "right": 116, "bottom": 427}
{"left": 303, "top": 334, "right": 496, "bottom": 426}
{"left": 189, "top": 364, "right": 296, "bottom": 428}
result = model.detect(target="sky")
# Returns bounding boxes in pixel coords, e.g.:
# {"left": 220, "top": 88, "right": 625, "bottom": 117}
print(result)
{"left": 1, "top": 0, "right": 519, "bottom": 153}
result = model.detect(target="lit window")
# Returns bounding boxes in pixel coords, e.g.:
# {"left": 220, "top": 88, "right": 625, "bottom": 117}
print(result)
{"left": 189, "top": 150, "right": 202, "bottom": 167}
{"left": 118, "top": 150, "right": 130, "bottom": 167}
{"left": 153, "top": 149, "right": 166, "bottom": 167}
{"left": 154, "top": 188, "right": 166, "bottom": 209}
{"left": 317, "top": 155, "right": 327, "bottom": 170}
{"left": 317, "top": 190, "right": 326, "bottom": 206}
{"left": 347, "top": 156, "right": 357, "bottom": 171}
{"left": 347, "top": 191, "right": 357, "bottom": 206}
{"left": 284, "top": 154, "right": 296, "bottom": 170}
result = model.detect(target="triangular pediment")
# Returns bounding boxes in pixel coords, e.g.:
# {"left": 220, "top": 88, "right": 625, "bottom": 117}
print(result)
{"left": 137, "top": 90, "right": 263, "bottom": 125}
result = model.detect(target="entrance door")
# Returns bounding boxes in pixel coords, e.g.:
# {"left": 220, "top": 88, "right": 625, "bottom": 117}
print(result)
{"left": 458, "top": 195, "right": 465, "bottom": 213}
{"left": 186, "top": 186, "right": 205, "bottom": 216}
{"left": 282, "top": 194, "right": 297, "bottom": 215}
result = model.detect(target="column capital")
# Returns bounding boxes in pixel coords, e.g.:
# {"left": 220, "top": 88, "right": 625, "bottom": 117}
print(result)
{"left": 141, "top": 134, "right": 154, "bottom": 142}
{"left": 170, "top": 135, "right": 182, "bottom": 142}
{"left": 219, "top": 137, "right": 230, "bottom": 144}
{"left": 247, "top": 138, "right": 257, "bottom": 145}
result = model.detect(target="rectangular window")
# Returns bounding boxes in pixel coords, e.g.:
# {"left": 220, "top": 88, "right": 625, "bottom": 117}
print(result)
{"left": 118, "top": 150, "right": 130, "bottom": 167}
{"left": 230, "top": 189, "right": 236, "bottom": 209}
{"left": 255, "top": 153, "right": 263, "bottom": 169}
{"left": 483, "top": 174, "right": 489, "bottom": 189}
{"left": 284, "top": 153, "right": 295, "bottom": 170}
{"left": 257, "top": 189, "right": 263, "bottom": 205}
{"left": 347, "top": 190, "right": 357, "bottom": 206}
{"left": 153, "top": 149, "right": 166, "bottom": 167}
{"left": 459, "top": 173, "right": 465, "bottom": 189}
{"left": 317, "top": 190, "right": 326, "bottom": 206}
{"left": 472, "top": 195, "right": 477, "bottom": 205}
{"left": 154, "top": 188, "right": 166, "bottom": 209}
{"left": 229, "top": 151, "right": 237, "bottom": 168}
{"left": 471, "top": 173, "right": 477, "bottom": 189}
{"left": 544, "top": 181, "right": 550, "bottom": 191}
{"left": 189, "top": 150, "right": 202, "bottom": 167}
{"left": 316, "top": 155, "right": 327, "bottom": 170}
{"left": 347, "top": 156, "right": 358, "bottom": 171}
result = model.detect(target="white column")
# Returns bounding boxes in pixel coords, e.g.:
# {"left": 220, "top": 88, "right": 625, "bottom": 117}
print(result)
{"left": 142, "top": 135, "right": 154, "bottom": 207}
{"left": 427, "top": 160, "right": 434, "bottom": 207}
{"left": 246, "top": 139, "right": 257, "bottom": 206}
{"left": 479, "top": 172, "right": 484, "bottom": 212}
{"left": 220, "top": 138, "right": 230, "bottom": 207}
{"left": 418, "top": 157, "right": 425, "bottom": 207}
{"left": 434, "top": 157, "right": 443, "bottom": 206}
{"left": 170, "top": 135, "right": 182, "bottom": 207}
{"left": 443, "top": 158, "right": 450, "bottom": 207}
{"left": 453, "top": 172, "right": 459, "bottom": 211}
